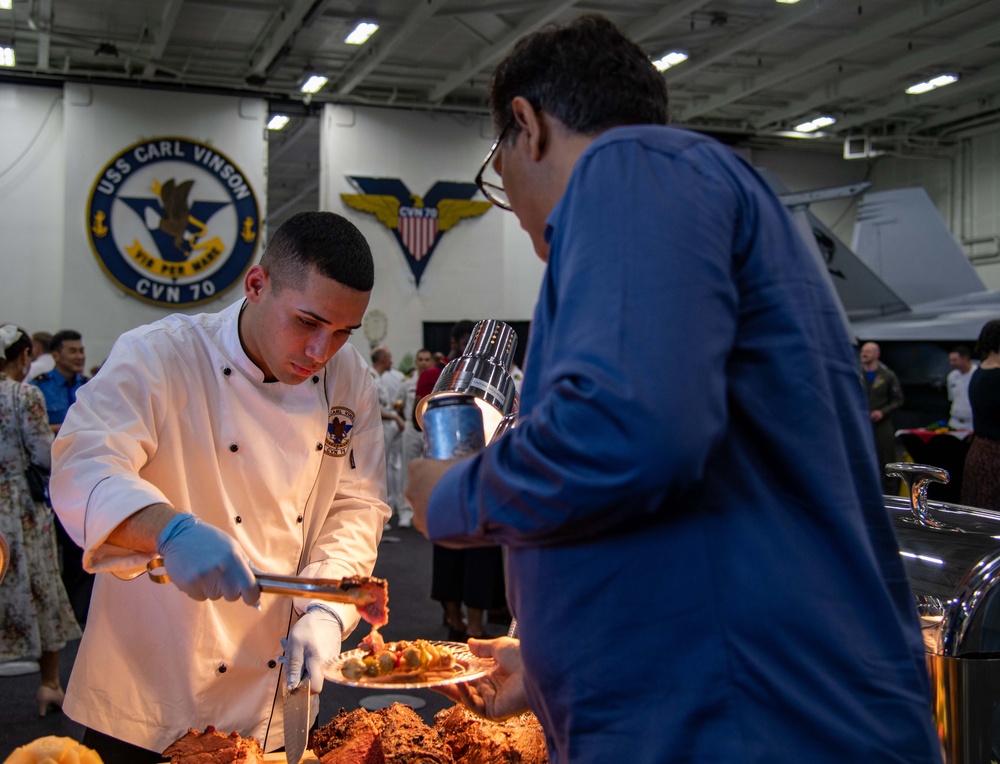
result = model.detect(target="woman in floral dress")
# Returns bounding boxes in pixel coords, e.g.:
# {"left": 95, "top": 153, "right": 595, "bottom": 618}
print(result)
{"left": 0, "top": 324, "right": 81, "bottom": 715}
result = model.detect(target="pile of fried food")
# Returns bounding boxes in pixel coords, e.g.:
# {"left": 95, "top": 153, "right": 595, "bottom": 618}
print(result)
{"left": 3, "top": 736, "right": 103, "bottom": 764}
{"left": 160, "top": 704, "right": 547, "bottom": 764}
{"left": 310, "top": 703, "right": 548, "bottom": 764}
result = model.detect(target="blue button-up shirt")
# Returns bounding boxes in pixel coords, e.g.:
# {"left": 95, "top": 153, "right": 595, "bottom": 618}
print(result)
{"left": 427, "top": 125, "right": 940, "bottom": 763}
{"left": 31, "top": 369, "right": 88, "bottom": 426}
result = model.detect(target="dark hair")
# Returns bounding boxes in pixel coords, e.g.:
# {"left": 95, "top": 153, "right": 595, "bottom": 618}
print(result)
{"left": 1, "top": 325, "right": 32, "bottom": 369}
{"left": 976, "top": 320, "right": 1000, "bottom": 358}
{"left": 950, "top": 345, "right": 972, "bottom": 358}
{"left": 371, "top": 346, "right": 389, "bottom": 365}
{"left": 51, "top": 329, "right": 82, "bottom": 353}
{"left": 489, "top": 14, "right": 669, "bottom": 137}
{"left": 261, "top": 211, "right": 374, "bottom": 293}
{"left": 32, "top": 331, "right": 52, "bottom": 351}
{"left": 451, "top": 320, "right": 476, "bottom": 343}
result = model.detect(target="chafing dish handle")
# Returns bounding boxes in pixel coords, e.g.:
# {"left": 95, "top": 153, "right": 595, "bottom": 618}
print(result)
{"left": 885, "top": 462, "right": 950, "bottom": 528}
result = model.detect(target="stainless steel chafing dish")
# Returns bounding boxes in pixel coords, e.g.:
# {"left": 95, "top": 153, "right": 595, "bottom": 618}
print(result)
{"left": 886, "top": 462, "right": 1000, "bottom": 764}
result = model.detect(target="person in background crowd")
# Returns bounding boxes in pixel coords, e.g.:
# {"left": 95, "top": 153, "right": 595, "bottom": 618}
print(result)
{"left": 397, "top": 347, "right": 435, "bottom": 528}
{"left": 48, "top": 211, "right": 390, "bottom": 763}
{"left": 962, "top": 320, "right": 1000, "bottom": 511}
{"left": 30, "top": 329, "right": 88, "bottom": 434}
{"left": 407, "top": 15, "right": 940, "bottom": 763}
{"left": 26, "top": 331, "right": 54, "bottom": 382}
{"left": 0, "top": 324, "right": 81, "bottom": 718}
{"left": 371, "top": 345, "right": 405, "bottom": 524}
{"left": 30, "top": 330, "right": 95, "bottom": 627}
{"left": 860, "top": 341, "right": 905, "bottom": 494}
{"left": 947, "top": 344, "right": 977, "bottom": 430}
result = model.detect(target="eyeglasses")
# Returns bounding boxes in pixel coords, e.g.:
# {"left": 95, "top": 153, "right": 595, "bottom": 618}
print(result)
{"left": 475, "top": 122, "right": 513, "bottom": 211}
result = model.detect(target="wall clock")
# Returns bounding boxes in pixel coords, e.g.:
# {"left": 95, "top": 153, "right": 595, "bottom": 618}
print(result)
{"left": 363, "top": 309, "right": 388, "bottom": 345}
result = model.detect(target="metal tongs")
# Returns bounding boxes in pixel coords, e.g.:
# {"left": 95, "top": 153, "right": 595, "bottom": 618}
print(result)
{"left": 143, "top": 556, "right": 386, "bottom": 607}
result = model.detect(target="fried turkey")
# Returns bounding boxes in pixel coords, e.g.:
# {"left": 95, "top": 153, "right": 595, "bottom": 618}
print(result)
{"left": 310, "top": 703, "right": 453, "bottom": 764}
{"left": 309, "top": 708, "right": 385, "bottom": 764}
{"left": 433, "top": 705, "right": 548, "bottom": 764}
{"left": 162, "top": 726, "right": 263, "bottom": 764}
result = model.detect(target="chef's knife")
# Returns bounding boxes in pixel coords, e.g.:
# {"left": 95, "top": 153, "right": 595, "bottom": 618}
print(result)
{"left": 283, "top": 671, "right": 310, "bottom": 764}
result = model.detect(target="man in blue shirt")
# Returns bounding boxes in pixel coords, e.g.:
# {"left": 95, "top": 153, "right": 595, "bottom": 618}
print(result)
{"left": 31, "top": 328, "right": 89, "bottom": 433}
{"left": 406, "top": 14, "right": 941, "bottom": 764}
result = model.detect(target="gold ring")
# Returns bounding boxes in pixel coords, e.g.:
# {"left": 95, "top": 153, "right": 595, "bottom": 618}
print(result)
{"left": 147, "top": 555, "right": 171, "bottom": 584}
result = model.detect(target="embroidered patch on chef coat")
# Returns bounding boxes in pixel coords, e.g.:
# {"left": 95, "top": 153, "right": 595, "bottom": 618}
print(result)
{"left": 325, "top": 406, "right": 355, "bottom": 456}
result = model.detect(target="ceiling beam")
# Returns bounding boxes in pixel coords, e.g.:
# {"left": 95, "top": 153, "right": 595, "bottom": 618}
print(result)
{"left": 336, "top": 0, "right": 449, "bottom": 97}
{"left": 753, "top": 15, "right": 1000, "bottom": 129}
{"left": 427, "top": 0, "right": 579, "bottom": 104}
{"left": 143, "top": 0, "right": 184, "bottom": 78}
{"left": 665, "top": 0, "right": 836, "bottom": 85}
{"left": 833, "top": 59, "right": 1000, "bottom": 133}
{"left": 247, "top": 0, "right": 323, "bottom": 78}
{"left": 623, "top": 0, "right": 715, "bottom": 45}
{"left": 678, "top": 0, "right": 966, "bottom": 122}
{"left": 34, "top": 0, "right": 53, "bottom": 70}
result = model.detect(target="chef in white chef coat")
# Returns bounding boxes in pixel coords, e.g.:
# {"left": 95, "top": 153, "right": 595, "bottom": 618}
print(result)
{"left": 49, "top": 211, "right": 391, "bottom": 763}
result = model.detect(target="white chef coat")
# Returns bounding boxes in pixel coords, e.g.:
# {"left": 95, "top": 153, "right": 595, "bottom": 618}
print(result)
{"left": 49, "top": 299, "right": 390, "bottom": 754}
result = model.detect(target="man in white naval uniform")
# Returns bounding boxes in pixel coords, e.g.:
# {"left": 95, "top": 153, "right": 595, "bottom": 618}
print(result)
{"left": 49, "top": 212, "right": 390, "bottom": 763}
{"left": 370, "top": 346, "right": 405, "bottom": 520}
{"left": 397, "top": 347, "right": 435, "bottom": 527}
{"left": 947, "top": 345, "right": 978, "bottom": 430}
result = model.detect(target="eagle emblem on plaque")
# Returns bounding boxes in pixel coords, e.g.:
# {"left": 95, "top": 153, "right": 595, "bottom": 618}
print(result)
{"left": 341, "top": 177, "right": 491, "bottom": 286}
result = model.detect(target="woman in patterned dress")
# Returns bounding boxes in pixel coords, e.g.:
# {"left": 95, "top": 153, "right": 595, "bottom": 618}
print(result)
{"left": 962, "top": 319, "right": 1000, "bottom": 511}
{"left": 0, "top": 324, "right": 81, "bottom": 715}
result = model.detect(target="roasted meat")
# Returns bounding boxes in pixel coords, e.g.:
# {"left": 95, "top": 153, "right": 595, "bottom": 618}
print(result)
{"left": 311, "top": 704, "right": 453, "bottom": 764}
{"left": 434, "top": 705, "right": 548, "bottom": 764}
{"left": 162, "top": 726, "right": 263, "bottom": 764}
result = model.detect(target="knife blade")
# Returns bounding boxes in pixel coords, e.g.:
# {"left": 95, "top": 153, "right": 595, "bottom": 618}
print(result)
{"left": 283, "top": 671, "right": 310, "bottom": 764}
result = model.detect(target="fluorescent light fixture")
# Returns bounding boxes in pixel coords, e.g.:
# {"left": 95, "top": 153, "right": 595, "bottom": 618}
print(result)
{"left": 267, "top": 115, "right": 290, "bottom": 131}
{"left": 652, "top": 51, "right": 688, "bottom": 72}
{"left": 776, "top": 0, "right": 801, "bottom": 3}
{"left": 0, "top": 46, "right": 13, "bottom": 67}
{"left": 345, "top": 21, "right": 378, "bottom": 45}
{"left": 794, "top": 115, "right": 836, "bottom": 133}
{"left": 299, "top": 75, "right": 328, "bottom": 94}
{"left": 905, "top": 74, "right": 958, "bottom": 95}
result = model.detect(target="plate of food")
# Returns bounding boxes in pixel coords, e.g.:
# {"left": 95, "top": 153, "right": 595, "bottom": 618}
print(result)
{"left": 325, "top": 638, "right": 493, "bottom": 690}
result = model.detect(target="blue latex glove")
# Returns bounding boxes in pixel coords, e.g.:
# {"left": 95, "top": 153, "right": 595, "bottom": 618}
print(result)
{"left": 156, "top": 513, "right": 259, "bottom": 606}
{"left": 279, "top": 604, "right": 343, "bottom": 694}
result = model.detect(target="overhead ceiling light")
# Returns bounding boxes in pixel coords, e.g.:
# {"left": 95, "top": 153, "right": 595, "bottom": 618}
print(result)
{"left": 267, "top": 115, "right": 290, "bottom": 131}
{"left": 300, "top": 74, "right": 328, "bottom": 94}
{"left": 345, "top": 21, "right": 379, "bottom": 45}
{"left": 794, "top": 115, "right": 836, "bottom": 133}
{"left": 905, "top": 74, "right": 959, "bottom": 95}
{"left": 652, "top": 51, "right": 688, "bottom": 72}
{"left": 775, "top": 0, "right": 801, "bottom": 4}
{"left": 0, "top": 46, "right": 14, "bottom": 67}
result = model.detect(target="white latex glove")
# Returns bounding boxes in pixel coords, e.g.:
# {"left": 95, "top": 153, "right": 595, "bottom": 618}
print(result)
{"left": 279, "top": 604, "right": 343, "bottom": 694}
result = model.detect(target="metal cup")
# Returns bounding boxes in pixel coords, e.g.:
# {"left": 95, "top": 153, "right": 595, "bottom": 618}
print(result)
{"left": 421, "top": 394, "right": 485, "bottom": 459}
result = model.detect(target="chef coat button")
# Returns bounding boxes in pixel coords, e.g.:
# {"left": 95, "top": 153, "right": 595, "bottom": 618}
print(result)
{"left": 315, "top": 442, "right": 322, "bottom": 451}
{"left": 223, "top": 367, "right": 232, "bottom": 376}
{"left": 297, "top": 515, "right": 303, "bottom": 524}
{"left": 218, "top": 664, "right": 227, "bottom": 674}
{"left": 312, "top": 375, "right": 319, "bottom": 383}
{"left": 235, "top": 515, "right": 242, "bottom": 524}
{"left": 268, "top": 659, "right": 277, "bottom": 668}
{"left": 230, "top": 443, "right": 239, "bottom": 452}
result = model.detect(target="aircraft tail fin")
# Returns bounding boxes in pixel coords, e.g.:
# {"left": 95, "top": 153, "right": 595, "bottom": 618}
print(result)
{"left": 851, "top": 188, "right": 985, "bottom": 306}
